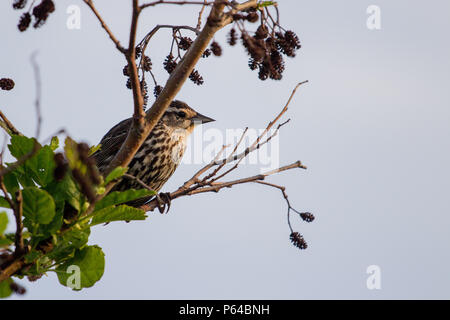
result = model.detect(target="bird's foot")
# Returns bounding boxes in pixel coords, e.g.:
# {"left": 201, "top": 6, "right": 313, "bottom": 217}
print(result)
{"left": 156, "top": 192, "right": 172, "bottom": 214}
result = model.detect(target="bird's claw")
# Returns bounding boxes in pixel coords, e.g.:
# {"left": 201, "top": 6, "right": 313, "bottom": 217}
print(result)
{"left": 156, "top": 192, "right": 172, "bottom": 214}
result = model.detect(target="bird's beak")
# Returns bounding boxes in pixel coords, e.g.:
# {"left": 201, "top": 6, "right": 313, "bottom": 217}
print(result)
{"left": 192, "top": 112, "right": 215, "bottom": 124}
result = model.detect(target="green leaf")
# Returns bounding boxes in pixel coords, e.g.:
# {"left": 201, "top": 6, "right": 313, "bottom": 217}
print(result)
{"left": 49, "top": 228, "right": 90, "bottom": 261}
{"left": 22, "top": 187, "right": 56, "bottom": 225}
{"left": 0, "top": 279, "right": 12, "bottom": 298}
{"left": 31, "top": 146, "right": 56, "bottom": 186}
{"left": 91, "top": 205, "right": 146, "bottom": 226}
{"left": 0, "top": 212, "right": 8, "bottom": 235}
{"left": 24, "top": 251, "right": 43, "bottom": 264}
{"left": 95, "top": 189, "right": 155, "bottom": 211}
{"left": 36, "top": 201, "right": 64, "bottom": 237}
{"left": 104, "top": 167, "right": 127, "bottom": 185}
{"left": 45, "top": 174, "right": 81, "bottom": 212}
{"left": 56, "top": 245, "right": 105, "bottom": 290}
{"left": 0, "top": 197, "right": 10, "bottom": 209}
{"left": 2, "top": 171, "right": 19, "bottom": 195}
{"left": 7, "top": 135, "right": 55, "bottom": 187}
{"left": 64, "top": 137, "right": 78, "bottom": 168}
{"left": 8, "top": 135, "right": 36, "bottom": 159}
{"left": 257, "top": 1, "right": 275, "bottom": 8}
{"left": 50, "top": 136, "right": 59, "bottom": 151}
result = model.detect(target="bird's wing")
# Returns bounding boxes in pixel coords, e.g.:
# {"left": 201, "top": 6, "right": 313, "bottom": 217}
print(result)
{"left": 92, "top": 117, "right": 132, "bottom": 171}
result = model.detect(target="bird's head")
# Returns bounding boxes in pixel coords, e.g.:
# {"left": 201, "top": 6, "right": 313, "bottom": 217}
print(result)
{"left": 161, "top": 100, "right": 215, "bottom": 132}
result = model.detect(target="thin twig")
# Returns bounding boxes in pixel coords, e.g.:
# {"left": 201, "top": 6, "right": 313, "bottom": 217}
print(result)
{"left": 196, "top": 0, "right": 208, "bottom": 30}
{"left": 13, "top": 190, "right": 24, "bottom": 255}
{"left": 0, "top": 111, "right": 22, "bottom": 136}
{"left": 31, "top": 52, "right": 42, "bottom": 140}
{"left": 0, "top": 141, "right": 41, "bottom": 178}
{"left": 82, "top": 0, "right": 127, "bottom": 53}
{"left": 123, "top": 174, "right": 155, "bottom": 191}
{"left": 141, "top": 0, "right": 214, "bottom": 9}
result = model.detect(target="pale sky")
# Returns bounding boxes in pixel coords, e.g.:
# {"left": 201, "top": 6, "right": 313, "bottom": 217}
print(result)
{"left": 1, "top": 0, "right": 450, "bottom": 299}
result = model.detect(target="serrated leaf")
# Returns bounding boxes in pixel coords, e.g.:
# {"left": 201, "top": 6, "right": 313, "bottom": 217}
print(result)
{"left": 0, "top": 279, "right": 12, "bottom": 298}
{"left": 0, "top": 212, "right": 8, "bottom": 235}
{"left": 2, "top": 171, "right": 19, "bottom": 195}
{"left": 56, "top": 245, "right": 105, "bottom": 290}
{"left": 0, "top": 197, "right": 10, "bottom": 209}
{"left": 90, "top": 205, "right": 146, "bottom": 226}
{"left": 104, "top": 167, "right": 127, "bottom": 184}
{"left": 7, "top": 135, "right": 55, "bottom": 187}
{"left": 8, "top": 135, "right": 37, "bottom": 159}
{"left": 22, "top": 187, "right": 55, "bottom": 225}
{"left": 45, "top": 174, "right": 81, "bottom": 212}
{"left": 31, "top": 146, "right": 56, "bottom": 186}
{"left": 95, "top": 189, "right": 155, "bottom": 211}
{"left": 49, "top": 228, "right": 91, "bottom": 261}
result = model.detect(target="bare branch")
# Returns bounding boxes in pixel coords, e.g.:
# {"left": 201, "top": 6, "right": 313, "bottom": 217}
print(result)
{"left": 104, "top": 0, "right": 258, "bottom": 175}
{"left": 13, "top": 190, "right": 24, "bottom": 256}
{"left": 82, "top": 0, "right": 127, "bottom": 54}
{"left": 140, "top": 161, "right": 305, "bottom": 212}
{"left": 0, "top": 111, "right": 22, "bottom": 136}
{"left": 141, "top": 0, "right": 214, "bottom": 10}
{"left": 0, "top": 140, "right": 40, "bottom": 178}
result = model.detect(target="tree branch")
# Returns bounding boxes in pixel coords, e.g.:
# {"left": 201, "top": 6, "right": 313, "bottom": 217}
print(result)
{"left": 82, "top": 0, "right": 127, "bottom": 54}
{"left": 0, "top": 111, "right": 22, "bottom": 136}
{"left": 103, "top": 0, "right": 258, "bottom": 175}
{"left": 140, "top": 0, "right": 214, "bottom": 9}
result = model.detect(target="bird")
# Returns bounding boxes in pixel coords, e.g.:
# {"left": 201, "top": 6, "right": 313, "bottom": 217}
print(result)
{"left": 92, "top": 100, "right": 214, "bottom": 208}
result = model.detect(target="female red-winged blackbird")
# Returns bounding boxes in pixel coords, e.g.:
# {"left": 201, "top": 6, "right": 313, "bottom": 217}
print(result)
{"left": 93, "top": 100, "right": 214, "bottom": 207}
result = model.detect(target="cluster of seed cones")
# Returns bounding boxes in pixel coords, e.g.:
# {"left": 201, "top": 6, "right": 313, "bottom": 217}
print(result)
{"left": 14, "top": 0, "right": 55, "bottom": 32}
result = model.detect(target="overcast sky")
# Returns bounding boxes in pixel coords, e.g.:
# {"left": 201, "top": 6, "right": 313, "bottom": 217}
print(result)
{"left": 1, "top": 0, "right": 450, "bottom": 299}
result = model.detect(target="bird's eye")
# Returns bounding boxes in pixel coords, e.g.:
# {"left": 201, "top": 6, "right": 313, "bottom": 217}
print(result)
{"left": 177, "top": 111, "right": 186, "bottom": 118}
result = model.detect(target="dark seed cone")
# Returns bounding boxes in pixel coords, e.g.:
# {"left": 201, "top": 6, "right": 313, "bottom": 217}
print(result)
{"left": 232, "top": 13, "right": 245, "bottom": 21}
{"left": 189, "top": 69, "right": 204, "bottom": 85}
{"left": 0, "top": 78, "right": 15, "bottom": 91}
{"left": 10, "top": 281, "right": 26, "bottom": 295}
{"left": 142, "top": 56, "right": 152, "bottom": 72}
{"left": 255, "top": 25, "right": 268, "bottom": 40}
{"left": 135, "top": 46, "right": 142, "bottom": 59}
{"left": 228, "top": 28, "right": 237, "bottom": 46}
{"left": 202, "top": 49, "right": 211, "bottom": 58}
{"left": 300, "top": 212, "right": 315, "bottom": 223}
{"left": 290, "top": 232, "right": 308, "bottom": 250}
{"left": 242, "top": 34, "right": 265, "bottom": 62}
{"left": 32, "top": 0, "right": 55, "bottom": 28}
{"left": 122, "top": 64, "right": 130, "bottom": 77}
{"left": 210, "top": 41, "right": 222, "bottom": 56}
{"left": 18, "top": 12, "right": 31, "bottom": 32}
{"left": 13, "top": 0, "right": 27, "bottom": 9}
{"left": 245, "top": 11, "right": 259, "bottom": 23}
{"left": 163, "top": 54, "right": 177, "bottom": 74}
{"left": 248, "top": 58, "right": 259, "bottom": 70}
{"left": 178, "top": 37, "right": 193, "bottom": 51}
{"left": 126, "top": 78, "right": 132, "bottom": 89}
{"left": 153, "top": 85, "right": 163, "bottom": 97}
